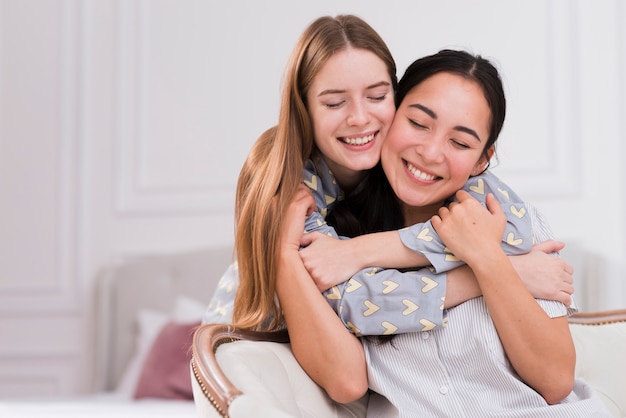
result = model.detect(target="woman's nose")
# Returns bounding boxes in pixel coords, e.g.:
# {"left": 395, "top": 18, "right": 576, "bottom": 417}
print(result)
{"left": 346, "top": 101, "right": 370, "bottom": 126}
{"left": 416, "top": 136, "right": 445, "bottom": 163}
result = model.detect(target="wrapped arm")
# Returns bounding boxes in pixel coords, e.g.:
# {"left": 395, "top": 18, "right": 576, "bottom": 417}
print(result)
{"left": 322, "top": 266, "right": 448, "bottom": 336}
{"left": 202, "top": 157, "right": 340, "bottom": 325}
{"left": 318, "top": 185, "right": 561, "bottom": 337}
{"left": 399, "top": 171, "right": 533, "bottom": 272}
{"left": 431, "top": 191, "right": 576, "bottom": 404}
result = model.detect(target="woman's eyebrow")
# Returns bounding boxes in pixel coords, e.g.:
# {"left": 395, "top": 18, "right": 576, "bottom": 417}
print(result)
{"left": 367, "top": 81, "right": 391, "bottom": 89}
{"left": 454, "top": 126, "right": 482, "bottom": 142}
{"left": 318, "top": 88, "right": 346, "bottom": 96}
{"left": 318, "top": 81, "right": 390, "bottom": 97}
{"left": 409, "top": 103, "right": 436, "bottom": 119}
{"left": 409, "top": 103, "right": 482, "bottom": 142}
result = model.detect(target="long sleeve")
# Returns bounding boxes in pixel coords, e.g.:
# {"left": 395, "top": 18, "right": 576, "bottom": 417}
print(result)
{"left": 322, "top": 266, "right": 448, "bottom": 336}
{"left": 202, "top": 156, "right": 341, "bottom": 325}
{"left": 302, "top": 156, "right": 342, "bottom": 238}
{"left": 202, "top": 262, "right": 239, "bottom": 324}
{"left": 399, "top": 171, "right": 533, "bottom": 273}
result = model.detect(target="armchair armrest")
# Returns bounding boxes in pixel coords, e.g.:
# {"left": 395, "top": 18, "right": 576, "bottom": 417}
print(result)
{"left": 191, "top": 324, "right": 289, "bottom": 417}
{"left": 568, "top": 308, "right": 626, "bottom": 417}
{"left": 568, "top": 308, "right": 626, "bottom": 325}
{"left": 191, "top": 323, "right": 367, "bottom": 418}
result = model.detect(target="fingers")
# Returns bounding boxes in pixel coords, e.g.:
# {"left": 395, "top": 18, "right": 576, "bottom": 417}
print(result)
{"left": 557, "top": 292, "right": 573, "bottom": 308}
{"left": 563, "top": 261, "right": 574, "bottom": 277}
{"left": 484, "top": 193, "right": 503, "bottom": 216}
{"left": 454, "top": 189, "right": 473, "bottom": 202}
{"left": 300, "top": 232, "right": 314, "bottom": 247}
{"left": 294, "top": 185, "right": 316, "bottom": 215}
{"left": 533, "top": 239, "right": 566, "bottom": 254}
{"left": 300, "top": 231, "right": 323, "bottom": 247}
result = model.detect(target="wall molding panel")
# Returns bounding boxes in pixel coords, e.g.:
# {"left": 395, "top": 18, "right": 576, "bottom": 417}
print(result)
{"left": 0, "top": 0, "right": 84, "bottom": 314}
{"left": 492, "top": 0, "right": 582, "bottom": 200}
{"left": 115, "top": 0, "right": 234, "bottom": 215}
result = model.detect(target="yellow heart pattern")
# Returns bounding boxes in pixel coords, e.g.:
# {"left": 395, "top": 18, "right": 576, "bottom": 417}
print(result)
{"left": 363, "top": 300, "right": 380, "bottom": 316}
{"left": 497, "top": 187, "right": 510, "bottom": 200}
{"left": 402, "top": 299, "right": 419, "bottom": 315}
{"left": 303, "top": 175, "right": 318, "bottom": 191}
{"left": 444, "top": 254, "right": 460, "bottom": 262}
{"left": 469, "top": 178, "right": 485, "bottom": 194}
{"left": 505, "top": 232, "right": 523, "bottom": 246}
{"left": 421, "top": 276, "right": 438, "bottom": 292}
{"left": 382, "top": 280, "right": 399, "bottom": 294}
{"left": 382, "top": 321, "right": 398, "bottom": 335}
{"left": 347, "top": 321, "right": 360, "bottom": 335}
{"left": 326, "top": 286, "right": 342, "bottom": 300}
{"left": 417, "top": 228, "right": 434, "bottom": 242}
{"left": 365, "top": 268, "right": 379, "bottom": 276}
{"left": 345, "top": 278, "right": 362, "bottom": 293}
{"left": 510, "top": 205, "right": 526, "bottom": 218}
{"left": 444, "top": 247, "right": 460, "bottom": 262}
{"left": 420, "top": 319, "right": 436, "bottom": 331}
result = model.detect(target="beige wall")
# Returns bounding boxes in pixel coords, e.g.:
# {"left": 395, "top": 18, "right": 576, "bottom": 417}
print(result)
{"left": 0, "top": 0, "right": 624, "bottom": 397}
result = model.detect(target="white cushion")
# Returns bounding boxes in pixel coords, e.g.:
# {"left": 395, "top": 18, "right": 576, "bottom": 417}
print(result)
{"left": 216, "top": 340, "right": 367, "bottom": 418}
{"left": 570, "top": 321, "right": 626, "bottom": 417}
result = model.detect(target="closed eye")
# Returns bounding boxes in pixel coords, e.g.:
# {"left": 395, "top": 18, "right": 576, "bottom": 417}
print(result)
{"left": 451, "top": 139, "right": 471, "bottom": 149}
{"left": 408, "top": 119, "right": 427, "bottom": 129}
{"left": 369, "top": 94, "right": 388, "bottom": 102}
{"left": 325, "top": 101, "right": 345, "bottom": 109}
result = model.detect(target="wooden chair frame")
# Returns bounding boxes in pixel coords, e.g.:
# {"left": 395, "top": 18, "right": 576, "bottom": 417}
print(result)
{"left": 191, "top": 324, "right": 289, "bottom": 417}
{"left": 567, "top": 308, "right": 626, "bottom": 325}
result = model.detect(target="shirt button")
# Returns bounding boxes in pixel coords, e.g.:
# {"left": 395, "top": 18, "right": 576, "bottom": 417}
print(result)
{"left": 439, "top": 386, "right": 449, "bottom": 395}
{"left": 421, "top": 331, "right": 430, "bottom": 339}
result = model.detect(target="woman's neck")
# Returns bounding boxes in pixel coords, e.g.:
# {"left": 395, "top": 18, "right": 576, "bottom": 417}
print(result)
{"left": 323, "top": 159, "right": 365, "bottom": 195}
{"left": 402, "top": 201, "right": 442, "bottom": 227}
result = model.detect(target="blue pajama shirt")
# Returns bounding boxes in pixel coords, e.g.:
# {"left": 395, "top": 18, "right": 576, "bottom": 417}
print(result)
{"left": 326, "top": 170, "right": 533, "bottom": 336}
{"left": 203, "top": 157, "right": 530, "bottom": 337}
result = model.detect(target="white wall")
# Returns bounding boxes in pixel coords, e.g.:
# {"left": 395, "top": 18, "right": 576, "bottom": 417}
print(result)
{"left": 0, "top": 0, "right": 624, "bottom": 397}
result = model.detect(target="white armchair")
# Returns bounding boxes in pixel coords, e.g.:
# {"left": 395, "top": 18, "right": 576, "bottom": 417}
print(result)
{"left": 191, "top": 310, "right": 626, "bottom": 418}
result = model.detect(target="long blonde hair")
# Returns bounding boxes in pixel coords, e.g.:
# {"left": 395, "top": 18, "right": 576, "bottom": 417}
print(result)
{"left": 232, "top": 15, "right": 397, "bottom": 331}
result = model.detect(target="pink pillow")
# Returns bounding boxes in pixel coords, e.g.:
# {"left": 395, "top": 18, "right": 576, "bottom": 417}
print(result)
{"left": 133, "top": 320, "right": 200, "bottom": 400}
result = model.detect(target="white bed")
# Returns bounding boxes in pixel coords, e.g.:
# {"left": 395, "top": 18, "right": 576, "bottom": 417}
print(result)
{"left": 0, "top": 246, "right": 233, "bottom": 418}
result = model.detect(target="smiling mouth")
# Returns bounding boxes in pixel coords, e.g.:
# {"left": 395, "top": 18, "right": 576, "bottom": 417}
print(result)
{"left": 405, "top": 161, "right": 439, "bottom": 181}
{"left": 339, "top": 132, "right": 375, "bottom": 146}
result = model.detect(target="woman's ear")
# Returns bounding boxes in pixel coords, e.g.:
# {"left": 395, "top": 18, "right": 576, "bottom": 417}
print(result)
{"left": 471, "top": 146, "right": 495, "bottom": 176}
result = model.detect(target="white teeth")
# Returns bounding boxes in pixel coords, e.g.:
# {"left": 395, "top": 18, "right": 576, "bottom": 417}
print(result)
{"left": 342, "top": 133, "right": 374, "bottom": 145}
{"left": 406, "top": 162, "right": 437, "bottom": 181}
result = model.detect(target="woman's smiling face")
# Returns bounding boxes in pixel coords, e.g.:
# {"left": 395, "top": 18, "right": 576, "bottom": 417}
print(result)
{"left": 381, "top": 71, "right": 492, "bottom": 219}
{"left": 307, "top": 47, "right": 395, "bottom": 190}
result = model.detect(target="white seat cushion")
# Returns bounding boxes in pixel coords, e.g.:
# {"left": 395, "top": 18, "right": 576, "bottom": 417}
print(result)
{"left": 216, "top": 340, "right": 367, "bottom": 418}
{"left": 570, "top": 321, "right": 626, "bottom": 417}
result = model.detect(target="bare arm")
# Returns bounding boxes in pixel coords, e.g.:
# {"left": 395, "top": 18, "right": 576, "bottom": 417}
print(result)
{"left": 276, "top": 186, "right": 367, "bottom": 403}
{"left": 432, "top": 191, "right": 575, "bottom": 404}
{"left": 300, "top": 230, "right": 428, "bottom": 291}
{"left": 445, "top": 241, "right": 574, "bottom": 308}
